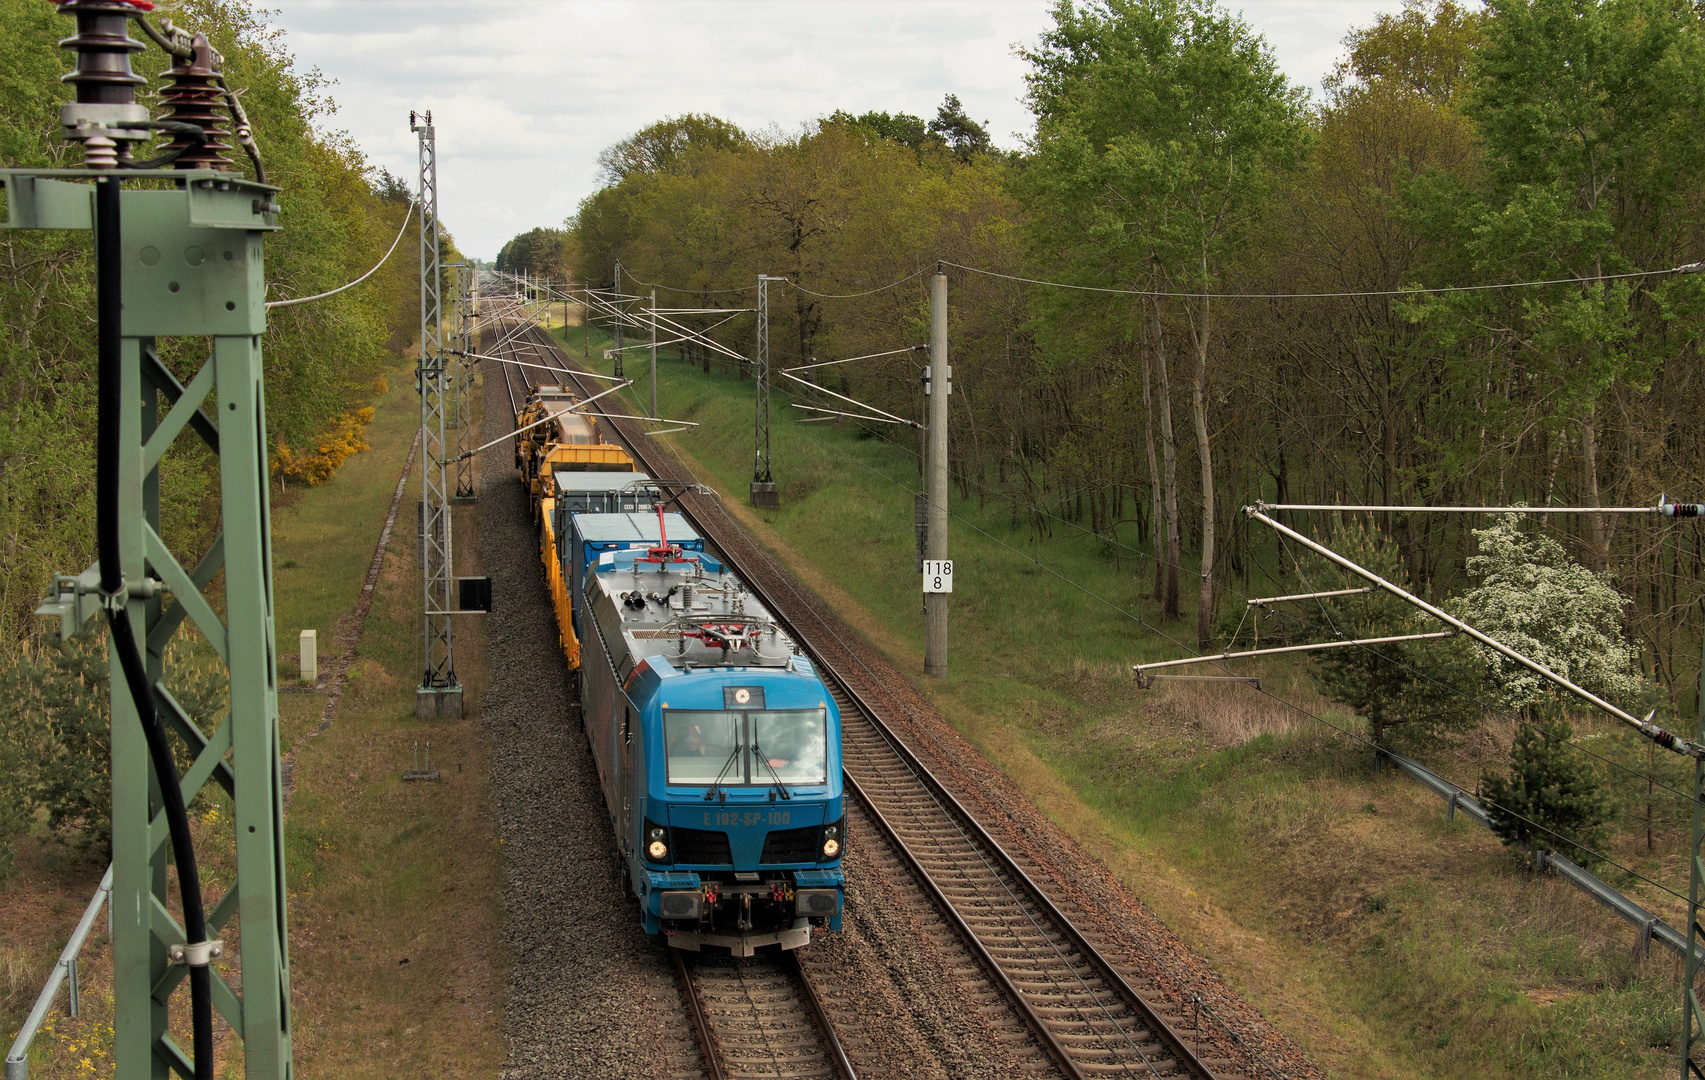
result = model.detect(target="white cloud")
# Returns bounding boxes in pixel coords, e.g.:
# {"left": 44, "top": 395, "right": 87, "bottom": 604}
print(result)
{"left": 262, "top": 0, "right": 1408, "bottom": 258}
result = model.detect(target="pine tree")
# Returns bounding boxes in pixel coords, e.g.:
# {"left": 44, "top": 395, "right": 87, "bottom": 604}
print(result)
{"left": 1301, "top": 517, "right": 1483, "bottom": 752}
{"left": 1479, "top": 701, "right": 1614, "bottom": 865}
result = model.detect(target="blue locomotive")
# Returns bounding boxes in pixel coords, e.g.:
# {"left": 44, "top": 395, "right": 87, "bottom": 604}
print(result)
{"left": 540, "top": 473, "right": 845, "bottom": 956}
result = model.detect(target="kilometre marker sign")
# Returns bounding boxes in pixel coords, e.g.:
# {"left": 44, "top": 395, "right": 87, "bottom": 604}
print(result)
{"left": 923, "top": 560, "right": 953, "bottom": 593}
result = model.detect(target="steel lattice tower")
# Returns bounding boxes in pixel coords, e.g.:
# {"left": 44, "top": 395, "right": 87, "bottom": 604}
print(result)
{"left": 412, "top": 110, "right": 460, "bottom": 717}
{"left": 751, "top": 275, "right": 782, "bottom": 507}
{"left": 1684, "top": 628, "right": 1705, "bottom": 1079}
{"left": 453, "top": 262, "right": 476, "bottom": 500}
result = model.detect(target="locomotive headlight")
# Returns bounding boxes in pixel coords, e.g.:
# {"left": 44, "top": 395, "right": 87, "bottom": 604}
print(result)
{"left": 643, "top": 820, "right": 670, "bottom": 863}
{"left": 821, "top": 819, "right": 844, "bottom": 859}
{"left": 822, "top": 838, "right": 840, "bottom": 857}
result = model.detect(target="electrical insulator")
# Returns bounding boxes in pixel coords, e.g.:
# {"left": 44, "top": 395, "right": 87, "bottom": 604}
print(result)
{"left": 55, "top": 0, "right": 150, "bottom": 168}
{"left": 157, "top": 33, "right": 233, "bottom": 170}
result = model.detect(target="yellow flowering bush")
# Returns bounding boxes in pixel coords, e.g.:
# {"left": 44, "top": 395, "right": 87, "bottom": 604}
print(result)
{"left": 272, "top": 406, "right": 376, "bottom": 488}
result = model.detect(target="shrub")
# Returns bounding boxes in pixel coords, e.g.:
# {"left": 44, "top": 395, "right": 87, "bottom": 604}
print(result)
{"left": 1300, "top": 517, "right": 1484, "bottom": 752}
{"left": 1454, "top": 514, "right": 1640, "bottom": 710}
{"left": 1479, "top": 700, "right": 1614, "bottom": 865}
{"left": 0, "top": 631, "right": 230, "bottom": 865}
{"left": 273, "top": 406, "right": 376, "bottom": 487}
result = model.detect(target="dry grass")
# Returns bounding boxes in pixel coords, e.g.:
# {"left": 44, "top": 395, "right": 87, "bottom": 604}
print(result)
{"left": 1147, "top": 676, "right": 1309, "bottom": 749}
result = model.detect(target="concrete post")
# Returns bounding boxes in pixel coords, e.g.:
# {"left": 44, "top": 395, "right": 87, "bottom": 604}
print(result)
{"left": 650, "top": 287, "right": 658, "bottom": 419}
{"left": 613, "top": 262, "right": 624, "bottom": 377}
{"left": 925, "top": 267, "right": 949, "bottom": 677}
{"left": 299, "top": 629, "right": 317, "bottom": 685}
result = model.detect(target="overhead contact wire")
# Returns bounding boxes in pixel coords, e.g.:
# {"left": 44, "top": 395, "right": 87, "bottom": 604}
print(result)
{"left": 940, "top": 259, "right": 1703, "bottom": 300}
{"left": 827, "top": 401, "right": 1695, "bottom": 808}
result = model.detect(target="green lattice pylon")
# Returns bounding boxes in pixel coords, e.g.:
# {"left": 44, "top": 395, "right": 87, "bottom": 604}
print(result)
{"left": 1685, "top": 617, "right": 1705, "bottom": 1080}
{"left": 8, "top": 168, "right": 292, "bottom": 1080}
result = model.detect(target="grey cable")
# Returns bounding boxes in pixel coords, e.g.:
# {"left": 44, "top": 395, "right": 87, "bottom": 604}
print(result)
{"left": 266, "top": 200, "right": 414, "bottom": 309}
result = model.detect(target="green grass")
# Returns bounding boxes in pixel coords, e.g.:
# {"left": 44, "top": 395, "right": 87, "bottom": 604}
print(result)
{"left": 267, "top": 361, "right": 505, "bottom": 1078}
{"left": 269, "top": 369, "right": 419, "bottom": 693}
{"left": 560, "top": 324, "right": 1687, "bottom": 1079}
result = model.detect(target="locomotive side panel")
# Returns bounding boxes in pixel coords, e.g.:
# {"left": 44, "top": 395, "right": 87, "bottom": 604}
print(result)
{"left": 577, "top": 575, "right": 620, "bottom": 814}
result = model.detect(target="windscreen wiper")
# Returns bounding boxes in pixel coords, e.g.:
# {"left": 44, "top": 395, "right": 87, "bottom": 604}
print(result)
{"left": 751, "top": 741, "right": 792, "bottom": 801}
{"left": 703, "top": 743, "right": 743, "bottom": 803}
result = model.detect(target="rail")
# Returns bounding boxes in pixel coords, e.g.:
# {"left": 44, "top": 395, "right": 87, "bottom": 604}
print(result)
{"left": 495, "top": 319, "right": 859, "bottom": 1079}
{"left": 668, "top": 913, "right": 856, "bottom": 1079}
{"left": 6, "top": 865, "right": 113, "bottom": 1080}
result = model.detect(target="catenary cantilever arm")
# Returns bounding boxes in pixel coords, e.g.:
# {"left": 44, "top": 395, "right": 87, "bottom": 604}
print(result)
{"left": 1244, "top": 506, "right": 1704, "bottom": 758}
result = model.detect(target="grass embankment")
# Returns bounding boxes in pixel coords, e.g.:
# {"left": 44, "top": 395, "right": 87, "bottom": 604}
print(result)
{"left": 561, "top": 324, "right": 1684, "bottom": 1079}
{"left": 3, "top": 363, "right": 505, "bottom": 1078}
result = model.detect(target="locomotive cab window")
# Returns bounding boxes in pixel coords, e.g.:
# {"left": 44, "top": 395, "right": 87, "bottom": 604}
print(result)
{"left": 664, "top": 708, "right": 827, "bottom": 787}
{"left": 750, "top": 710, "right": 827, "bottom": 786}
{"left": 665, "top": 711, "right": 742, "bottom": 784}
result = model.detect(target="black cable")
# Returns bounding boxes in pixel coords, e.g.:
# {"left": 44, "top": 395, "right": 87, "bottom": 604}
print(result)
{"left": 96, "top": 175, "right": 214, "bottom": 1080}
{"left": 125, "top": 120, "right": 206, "bottom": 171}
{"left": 215, "top": 76, "right": 266, "bottom": 185}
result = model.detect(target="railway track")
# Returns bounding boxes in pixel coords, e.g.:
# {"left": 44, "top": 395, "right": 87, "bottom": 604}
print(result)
{"left": 484, "top": 316, "right": 856, "bottom": 1080}
{"left": 483, "top": 317, "right": 1258, "bottom": 1080}
{"left": 673, "top": 948, "right": 857, "bottom": 1080}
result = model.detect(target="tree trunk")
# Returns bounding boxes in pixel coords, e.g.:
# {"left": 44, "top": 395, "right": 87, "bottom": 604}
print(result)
{"left": 1580, "top": 410, "right": 1608, "bottom": 572}
{"left": 1152, "top": 299, "right": 1182, "bottom": 620}
{"left": 1142, "top": 337, "right": 1164, "bottom": 601}
{"left": 1190, "top": 294, "right": 1215, "bottom": 651}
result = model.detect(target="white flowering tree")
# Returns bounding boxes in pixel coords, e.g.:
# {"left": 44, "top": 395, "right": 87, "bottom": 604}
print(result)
{"left": 1454, "top": 515, "right": 1642, "bottom": 711}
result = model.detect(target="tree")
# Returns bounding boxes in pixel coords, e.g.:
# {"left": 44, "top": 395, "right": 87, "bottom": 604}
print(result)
{"left": 495, "top": 226, "right": 574, "bottom": 279}
{"left": 1021, "top": 0, "right": 1312, "bottom": 645}
{"left": 1401, "top": 0, "right": 1705, "bottom": 570}
{"left": 1480, "top": 701, "right": 1614, "bottom": 864}
{"left": 1454, "top": 514, "right": 1641, "bottom": 710}
{"left": 928, "top": 94, "right": 991, "bottom": 160}
{"left": 1301, "top": 518, "right": 1484, "bottom": 751}
{"left": 596, "top": 113, "right": 751, "bottom": 184}
{"left": 827, "top": 109, "right": 930, "bottom": 151}
{"left": 1321, "top": 0, "right": 1481, "bottom": 105}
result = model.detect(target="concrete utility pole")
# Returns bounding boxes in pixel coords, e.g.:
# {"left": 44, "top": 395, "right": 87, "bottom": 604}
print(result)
{"left": 650, "top": 287, "right": 658, "bottom": 419}
{"left": 584, "top": 279, "right": 591, "bottom": 358}
{"left": 752, "top": 274, "right": 783, "bottom": 508}
{"left": 925, "top": 266, "right": 950, "bottom": 677}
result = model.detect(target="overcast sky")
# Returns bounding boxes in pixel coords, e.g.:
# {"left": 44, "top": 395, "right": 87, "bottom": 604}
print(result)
{"left": 264, "top": 0, "right": 1410, "bottom": 259}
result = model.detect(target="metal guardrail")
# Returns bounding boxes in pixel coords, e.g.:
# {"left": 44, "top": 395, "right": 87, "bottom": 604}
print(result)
{"left": 6, "top": 864, "right": 113, "bottom": 1080}
{"left": 1383, "top": 752, "right": 1702, "bottom": 963}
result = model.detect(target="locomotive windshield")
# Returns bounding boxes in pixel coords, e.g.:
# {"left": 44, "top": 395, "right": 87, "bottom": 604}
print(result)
{"left": 665, "top": 708, "right": 828, "bottom": 786}
{"left": 663, "top": 711, "right": 742, "bottom": 784}
{"left": 750, "top": 710, "right": 827, "bottom": 785}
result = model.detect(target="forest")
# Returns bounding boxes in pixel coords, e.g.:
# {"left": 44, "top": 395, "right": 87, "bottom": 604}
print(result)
{"left": 517, "top": 0, "right": 1705, "bottom": 710}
